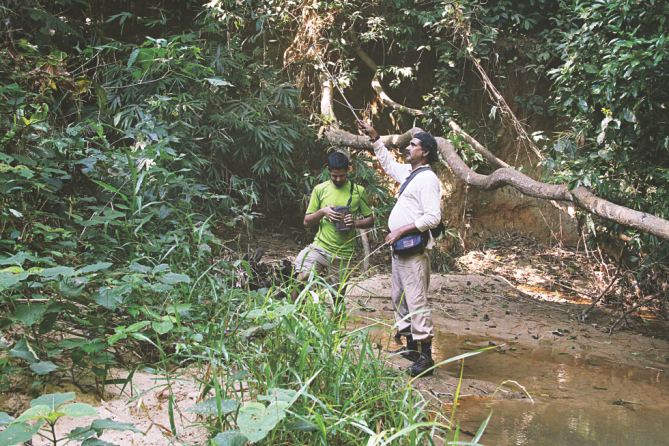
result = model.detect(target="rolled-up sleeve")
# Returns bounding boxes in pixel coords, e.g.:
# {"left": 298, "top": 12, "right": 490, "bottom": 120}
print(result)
{"left": 414, "top": 175, "right": 441, "bottom": 232}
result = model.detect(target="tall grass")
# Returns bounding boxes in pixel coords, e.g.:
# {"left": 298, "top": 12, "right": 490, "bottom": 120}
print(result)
{"left": 144, "top": 259, "right": 493, "bottom": 445}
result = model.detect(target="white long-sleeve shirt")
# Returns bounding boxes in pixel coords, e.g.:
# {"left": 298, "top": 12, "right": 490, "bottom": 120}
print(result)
{"left": 373, "top": 139, "right": 442, "bottom": 249}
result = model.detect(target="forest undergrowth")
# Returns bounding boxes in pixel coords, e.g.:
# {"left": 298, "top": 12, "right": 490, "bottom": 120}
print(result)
{"left": 0, "top": 211, "right": 495, "bottom": 445}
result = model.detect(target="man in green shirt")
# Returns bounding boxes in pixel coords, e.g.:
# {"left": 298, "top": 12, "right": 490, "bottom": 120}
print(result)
{"left": 291, "top": 152, "right": 374, "bottom": 300}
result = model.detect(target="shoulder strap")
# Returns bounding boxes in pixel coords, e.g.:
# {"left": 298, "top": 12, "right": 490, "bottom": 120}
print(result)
{"left": 346, "top": 180, "right": 355, "bottom": 207}
{"left": 398, "top": 166, "right": 432, "bottom": 198}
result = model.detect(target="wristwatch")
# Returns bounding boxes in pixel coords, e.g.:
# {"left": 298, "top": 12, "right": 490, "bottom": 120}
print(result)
{"left": 369, "top": 135, "right": 380, "bottom": 143}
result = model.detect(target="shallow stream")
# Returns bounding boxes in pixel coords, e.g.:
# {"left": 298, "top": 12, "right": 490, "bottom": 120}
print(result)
{"left": 370, "top": 331, "right": 669, "bottom": 446}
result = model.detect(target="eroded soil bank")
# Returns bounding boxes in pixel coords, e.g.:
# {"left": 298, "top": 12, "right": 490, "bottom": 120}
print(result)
{"left": 348, "top": 274, "right": 669, "bottom": 446}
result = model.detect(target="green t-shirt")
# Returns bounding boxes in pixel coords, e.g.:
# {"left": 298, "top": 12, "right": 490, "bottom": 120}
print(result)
{"left": 307, "top": 180, "right": 373, "bottom": 259}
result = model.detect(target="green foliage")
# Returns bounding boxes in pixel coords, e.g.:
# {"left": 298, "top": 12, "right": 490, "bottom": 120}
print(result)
{"left": 547, "top": 0, "right": 669, "bottom": 253}
{"left": 0, "top": 392, "right": 139, "bottom": 446}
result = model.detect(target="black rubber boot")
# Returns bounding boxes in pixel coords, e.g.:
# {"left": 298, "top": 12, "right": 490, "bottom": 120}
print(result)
{"left": 388, "top": 334, "right": 420, "bottom": 362}
{"left": 421, "top": 340, "right": 433, "bottom": 359}
{"left": 409, "top": 340, "right": 435, "bottom": 377}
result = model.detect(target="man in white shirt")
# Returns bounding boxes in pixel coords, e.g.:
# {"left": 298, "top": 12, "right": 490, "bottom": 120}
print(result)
{"left": 358, "top": 121, "right": 442, "bottom": 378}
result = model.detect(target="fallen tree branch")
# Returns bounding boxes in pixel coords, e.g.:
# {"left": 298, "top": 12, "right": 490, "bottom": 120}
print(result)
{"left": 325, "top": 126, "right": 669, "bottom": 240}
{"left": 610, "top": 292, "right": 664, "bottom": 332}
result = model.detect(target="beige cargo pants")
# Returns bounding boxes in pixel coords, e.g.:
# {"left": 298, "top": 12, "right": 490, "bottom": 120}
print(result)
{"left": 391, "top": 250, "right": 434, "bottom": 341}
{"left": 294, "top": 244, "right": 352, "bottom": 289}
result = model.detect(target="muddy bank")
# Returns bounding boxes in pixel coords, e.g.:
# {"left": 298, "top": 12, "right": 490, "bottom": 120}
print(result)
{"left": 347, "top": 273, "right": 669, "bottom": 445}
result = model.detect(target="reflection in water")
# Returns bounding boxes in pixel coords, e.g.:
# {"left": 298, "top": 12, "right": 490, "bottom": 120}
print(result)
{"left": 366, "top": 329, "right": 669, "bottom": 446}
{"left": 458, "top": 402, "right": 669, "bottom": 446}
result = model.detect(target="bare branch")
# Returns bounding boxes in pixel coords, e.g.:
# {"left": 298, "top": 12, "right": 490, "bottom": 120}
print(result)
{"left": 610, "top": 292, "right": 665, "bottom": 332}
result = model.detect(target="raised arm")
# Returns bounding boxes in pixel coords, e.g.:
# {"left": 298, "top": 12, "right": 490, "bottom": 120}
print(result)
{"left": 358, "top": 121, "right": 409, "bottom": 183}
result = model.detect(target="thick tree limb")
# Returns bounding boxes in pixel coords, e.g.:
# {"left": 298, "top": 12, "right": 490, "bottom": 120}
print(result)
{"left": 325, "top": 127, "right": 669, "bottom": 241}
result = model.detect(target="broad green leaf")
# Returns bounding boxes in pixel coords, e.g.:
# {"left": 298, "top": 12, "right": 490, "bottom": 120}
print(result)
{"left": 126, "top": 321, "right": 151, "bottom": 332}
{"left": 108, "top": 333, "right": 127, "bottom": 345}
{"left": 60, "top": 282, "right": 85, "bottom": 297}
{"left": 77, "top": 263, "right": 113, "bottom": 274}
{"left": 284, "top": 420, "right": 318, "bottom": 432}
{"left": 166, "top": 304, "right": 191, "bottom": 314}
{"left": 94, "top": 287, "right": 124, "bottom": 310}
{"left": 0, "top": 421, "right": 43, "bottom": 446}
{"left": 1, "top": 266, "right": 23, "bottom": 274}
{"left": 14, "top": 303, "right": 47, "bottom": 327}
{"left": 274, "top": 304, "right": 296, "bottom": 317}
{"left": 622, "top": 108, "right": 637, "bottom": 122}
{"left": 152, "top": 320, "right": 173, "bottom": 335}
{"left": 10, "top": 337, "right": 39, "bottom": 363}
{"left": 206, "top": 77, "right": 233, "bottom": 87}
{"left": 0, "top": 318, "right": 15, "bottom": 330}
{"left": 152, "top": 264, "right": 169, "bottom": 273}
{"left": 213, "top": 430, "right": 247, "bottom": 446}
{"left": 237, "top": 402, "right": 285, "bottom": 443}
{"left": 242, "top": 309, "right": 265, "bottom": 319}
{"left": 91, "top": 418, "right": 142, "bottom": 434}
{"left": 38, "top": 266, "right": 75, "bottom": 277}
{"left": 30, "top": 361, "right": 59, "bottom": 375}
{"left": 128, "top": 263, "right": 151, "bottom": 273}
{"left": 15, "top": 405, "right": 51, "bottom": 422}
{"left": 31, "top": 392, "right": 75, "bottom": 411}
{"left": 127, "top": 48, "right": 140, "bottom": 68}
{"left": 159, "top": 273, "right": 191, "bottom": 284}
{"left": 258, "top": 388, "right": 297, "bottom": 405}
{"left": 0, "top": 270, "right": 28, "bottom": 290}
{"left": 67, "top": 425, "right": 96, "bottom": 441}
{"left": 0, "top": 153, "right": 14, "bottom": 163}
{"left": 0, "top": 412, "right": 15, "bottom": 427}
{"left": 60, "top": 403, "right": 98, "bottom": 418}
{"left": 186, "top": 398, "right": 237, "bottom": 416}
{"left": 81, "top": 439, "right": 117, "bottom": 446}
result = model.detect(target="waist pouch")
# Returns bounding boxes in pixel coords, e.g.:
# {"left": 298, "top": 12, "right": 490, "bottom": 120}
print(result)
{"left": 392, "top": 233, "right": 428, "bottom": 256}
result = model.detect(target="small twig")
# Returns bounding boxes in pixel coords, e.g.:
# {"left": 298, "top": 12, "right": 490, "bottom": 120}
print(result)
{"left": 553, "top": 281, "right": 598, "bottom": 299}
{"left": 610, "top": 292, "right": 664, "bottom": 333}
{"left": 579, "top": 246, "right": 625, "bottom": 322}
